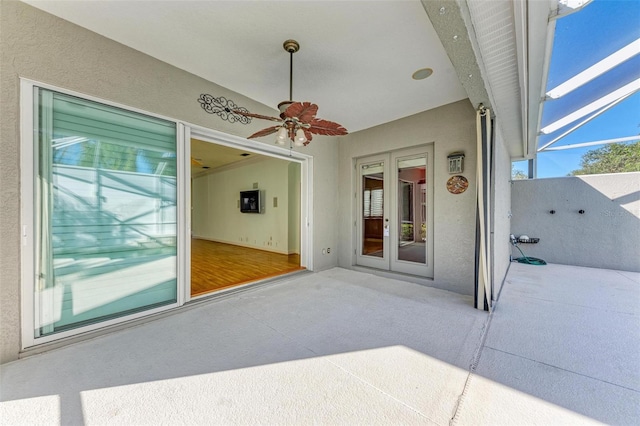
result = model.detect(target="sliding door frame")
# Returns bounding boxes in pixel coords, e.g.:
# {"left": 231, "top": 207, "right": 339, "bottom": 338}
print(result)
{"left": 181, "top": 125, "right": 312, "bottom": 303}
{"left": 19, "top": 78, "right": 313, "bottom": 349}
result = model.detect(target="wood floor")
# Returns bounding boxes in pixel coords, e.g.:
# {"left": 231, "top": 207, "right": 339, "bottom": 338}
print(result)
{"left": 363, "top": 238, "right": 383, "bottom": 257}
{"left": 191, "top": 239, "right": 304, "bottom": 296}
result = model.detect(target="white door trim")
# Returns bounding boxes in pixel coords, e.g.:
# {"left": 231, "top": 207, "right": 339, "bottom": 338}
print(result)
{"left": 186, "top": 125, "right": 313, "bottom": 302}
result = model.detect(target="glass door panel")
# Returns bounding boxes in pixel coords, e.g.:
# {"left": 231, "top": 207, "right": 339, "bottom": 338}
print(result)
{"left": 396, "top": 158, "right": 426, "bottom": 264}
{"left": 356, "top": 157, "right": 389, "bottom": 269}
{"left": 390, "top": 149, "right": 433, "bottom": 277}
{"left": 34, "top": 88, "right": 178, "bottom": 338}
{"left": 362, "top": 164, "right": 384, "bottom": 257}
{"left": 355, "top": 147, "right": 433, "bottom": 278}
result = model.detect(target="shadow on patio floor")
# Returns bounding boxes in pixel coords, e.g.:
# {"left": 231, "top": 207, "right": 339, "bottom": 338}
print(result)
{"left": 1, "top": 265, "right": 638, "bottom": 424}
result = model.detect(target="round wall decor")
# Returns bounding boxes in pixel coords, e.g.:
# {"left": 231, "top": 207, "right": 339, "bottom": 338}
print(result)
{"left": 446, "top": 175, "right": 468, "bottom": 194}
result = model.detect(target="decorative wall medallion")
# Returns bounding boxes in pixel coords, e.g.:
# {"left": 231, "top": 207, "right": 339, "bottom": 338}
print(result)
{"left": 197, "top": 94, "right": 251, "bottom": 124}
{"left": 446, "top": 175, "right": 469, "bottom": 194}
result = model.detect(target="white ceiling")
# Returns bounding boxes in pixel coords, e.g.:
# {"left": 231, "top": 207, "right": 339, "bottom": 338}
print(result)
{"left": 22, "top": 0, "right": 469, "bottom": 133}
{"left": 191, "top": 138, "right": 254, "bottom": 176}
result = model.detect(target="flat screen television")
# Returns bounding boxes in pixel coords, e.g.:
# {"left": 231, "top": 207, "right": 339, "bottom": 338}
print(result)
{"left": 240, "top": 189, "right": 261, "bottom": 213}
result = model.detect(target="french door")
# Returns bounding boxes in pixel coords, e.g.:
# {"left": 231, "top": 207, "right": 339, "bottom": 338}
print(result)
{"left": 356, "top": 146, "right": 434, "bottom": 277}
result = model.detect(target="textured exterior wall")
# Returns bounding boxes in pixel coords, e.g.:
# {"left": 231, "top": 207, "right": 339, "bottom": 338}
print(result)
{"left": 491, "top": 126, "right": 512, "bottom": 298}
{"left": 511, "top": 173, "right": 640, "bottom": 272}
{"left": 0, "top": 1, "right": 339, "bottom": 363}
{"left": 337, "top": 100, "right": 478, "bottom": 295}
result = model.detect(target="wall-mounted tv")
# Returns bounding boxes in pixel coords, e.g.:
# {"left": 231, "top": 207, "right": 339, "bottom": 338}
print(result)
{"left": 240, "top": 189, "right": 261, "bottom": 213}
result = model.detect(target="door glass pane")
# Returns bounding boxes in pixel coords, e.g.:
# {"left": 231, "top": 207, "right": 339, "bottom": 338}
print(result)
{"left": 397, "top": 157, "right": 426, "bottom": 264}
{"left": 361, "top": 162, "right": 384, "bottom": 257}
{"left": 35, "top": 89, "right": 177, "bottom": 337}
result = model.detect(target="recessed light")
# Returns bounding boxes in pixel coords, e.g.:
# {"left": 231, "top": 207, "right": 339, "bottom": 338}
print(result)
{"left": 202, "top": 166, "right": 210, "bottom": 169}
{"left": 412, "top": 68, "right": 433, "bottom": 80}
{"left": 240, "top": 153, "right": 251, "bottom": 157}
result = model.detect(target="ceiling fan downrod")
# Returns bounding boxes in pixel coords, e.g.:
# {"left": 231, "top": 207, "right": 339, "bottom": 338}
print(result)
{"left": 283, "top": 39, "right": 299, "bottom": 103}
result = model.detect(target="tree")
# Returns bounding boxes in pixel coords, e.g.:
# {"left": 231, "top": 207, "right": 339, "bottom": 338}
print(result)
{"left": 511, "top": 164, "right": 528, "bottom": 180}
{"left": 570, "top": 141, "right": 640, "bottom": 176}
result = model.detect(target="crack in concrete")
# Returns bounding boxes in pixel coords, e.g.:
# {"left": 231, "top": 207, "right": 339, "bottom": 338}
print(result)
{"left": 450, "top": 305, "right": 494, "bottom": 425}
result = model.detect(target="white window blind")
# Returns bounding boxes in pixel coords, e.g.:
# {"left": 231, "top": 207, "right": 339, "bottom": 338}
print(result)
{"left": 363, "top": 188, "right": 383, "bottom": 218}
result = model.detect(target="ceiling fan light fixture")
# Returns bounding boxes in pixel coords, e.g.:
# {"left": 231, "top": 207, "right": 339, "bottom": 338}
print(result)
{"left": 294, "top": 128, "right": 307, "bottom": 146}
{"left": 233, "top": 39, "right": 348, "bottom": 146}
{"left": 275, "top": 126, "right": 288, "bottom": 145}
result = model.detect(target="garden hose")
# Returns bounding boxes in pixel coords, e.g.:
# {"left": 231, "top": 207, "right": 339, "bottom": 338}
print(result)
{"left": 510, "top": 235, "right": 547, "bottom": 266}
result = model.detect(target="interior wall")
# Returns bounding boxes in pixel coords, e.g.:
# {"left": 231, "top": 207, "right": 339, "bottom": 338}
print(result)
{"left": 338, "top": 100, "right": 478, "bottom": 295}
{"left": 511, "top": 173, "right": 640, "bottom": 272}
{"left": 288, "top": 163, "right": 301, "bottom": 254}
{"left": 192, "top": 157, "right": 292, "bottom": 254}
{"left": 491, "top": 125, "right": 513, "bottom": 298}
{"left": 0, "top": 1, "right": 339, "bottom": 364}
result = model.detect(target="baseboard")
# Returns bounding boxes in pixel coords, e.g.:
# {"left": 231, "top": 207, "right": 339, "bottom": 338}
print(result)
{"left": 192, "top": 236, "right": 289, "bottom": 255}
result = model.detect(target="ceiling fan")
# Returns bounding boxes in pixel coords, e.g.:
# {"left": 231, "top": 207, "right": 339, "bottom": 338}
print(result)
{"left": 234, "top": 40, "right": 348, "bottom": 147}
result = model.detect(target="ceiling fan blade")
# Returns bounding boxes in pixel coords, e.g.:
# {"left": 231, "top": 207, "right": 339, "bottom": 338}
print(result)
{"left": 233, "top": 110, "right": 282, "bottom": 123}
{"left": 283, "top": 102, "right": 318, "bottom": 123}
{"left": 247, "top": 126, "right": 281, "bottom": 139}
{"left": 303, "top": 129, "right": 313, "bottom": 146}
{"left": 308, "top": 118, "right": 348, "bottom": 136}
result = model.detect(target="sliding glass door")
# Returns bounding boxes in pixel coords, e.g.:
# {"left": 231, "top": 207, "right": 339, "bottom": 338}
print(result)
{"left": 32, "top": 88, "right": 178, "bottom": 338}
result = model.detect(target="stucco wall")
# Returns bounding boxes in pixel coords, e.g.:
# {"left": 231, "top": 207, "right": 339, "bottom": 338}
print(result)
{"left": 511, "top": 173, "right": 640, "bottom": 272}
{"left": 491, "top": 126, "right": 512, "bottom": 298}
{"left": 0, "top": 1, "right": 339, "bottom": 363}
{"left": 337, "top": 100, "right": 478, "bottom": 295}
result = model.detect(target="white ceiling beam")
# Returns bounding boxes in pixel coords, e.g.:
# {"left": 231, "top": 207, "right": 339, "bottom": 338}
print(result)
{"left": 540, "top": 78, "right": 640, "bottom": 134}
{"left": 546, "top": 38, "right": 640, "bottom": 99}
{"left": 537, "top": 90, "right": 635, "bottom": 151}
{"left": 527, "top": 0, "right": 559, "bottom": 159}
{"left": 541, "top": 135, "right": 640, "bottom": 151}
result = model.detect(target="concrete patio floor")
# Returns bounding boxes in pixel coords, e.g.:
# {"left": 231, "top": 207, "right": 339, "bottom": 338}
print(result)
{"left": 1, "top": 264, "right": 639, "bottom": 425}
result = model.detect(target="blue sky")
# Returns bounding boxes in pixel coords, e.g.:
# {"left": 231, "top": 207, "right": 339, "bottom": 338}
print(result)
{"left": 525, "top": 0, "right": 640, "bottom": 178}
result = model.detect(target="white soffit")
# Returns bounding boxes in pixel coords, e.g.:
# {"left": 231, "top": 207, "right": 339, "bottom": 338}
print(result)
{"left": 423, "top": 0, "right": 526, "bottom": 157}
{"left": 461, "top": 0, "right": 523, "bottom": 157}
